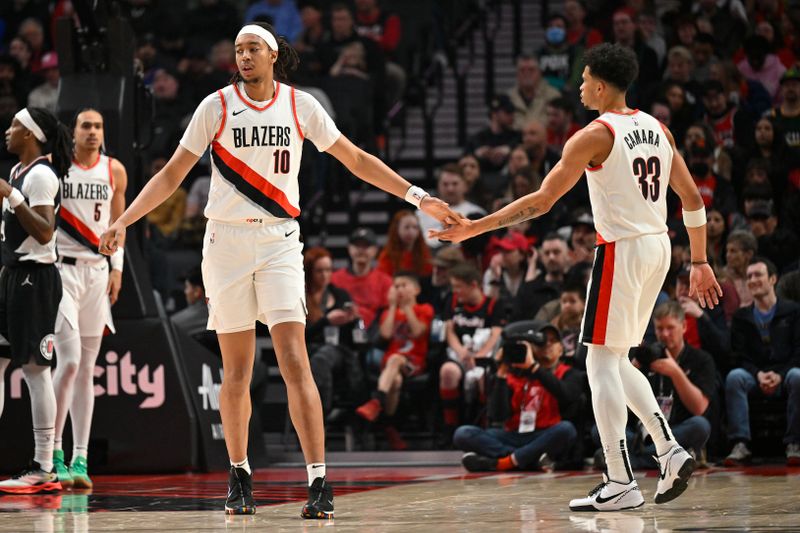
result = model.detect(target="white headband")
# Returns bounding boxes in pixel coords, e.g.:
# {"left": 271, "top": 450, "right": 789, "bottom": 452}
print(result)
{"left": 15, "top": 108, "right": 46, "bottom": 143}
{"left": 236, "top": 25, "right": 279, "bottom": 55}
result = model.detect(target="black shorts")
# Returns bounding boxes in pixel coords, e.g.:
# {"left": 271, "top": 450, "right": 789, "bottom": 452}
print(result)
{"left": 0, "top": 263, "right": 62, "bottom": 366}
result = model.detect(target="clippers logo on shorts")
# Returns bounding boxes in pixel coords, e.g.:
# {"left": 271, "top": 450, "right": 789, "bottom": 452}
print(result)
{"left": 58, "top": 154, "right": 114, "bottom": 260}
{"left": 209, "top": 82, "right": 304, "bottom": 220}
{"left": 585, "top": 110, "right": 674, "bottom": 243}
{"left": 39, "top": 334, "right": 55, "bottom": 360}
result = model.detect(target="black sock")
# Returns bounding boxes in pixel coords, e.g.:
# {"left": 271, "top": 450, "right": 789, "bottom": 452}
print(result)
{"left": 375, "top": 390, "right": 387, "bottom": 410}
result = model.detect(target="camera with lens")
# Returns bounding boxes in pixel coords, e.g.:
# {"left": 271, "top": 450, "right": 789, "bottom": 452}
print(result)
{"left": 630, "top": 342, "right": 667, "bottom": 371}
{"left": 500, "top": 321, "right": 547, "bottom": 364}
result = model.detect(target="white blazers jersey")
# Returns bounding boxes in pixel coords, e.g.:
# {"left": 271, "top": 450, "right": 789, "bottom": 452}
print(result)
{"left": 58, "top": 154, "right": 115, "bottom": 260}
{"left": 179, "top": 81, "right": 341, "bottom": 223}
{"left": 586, "top": 110, "right": 673, "bottom": 243}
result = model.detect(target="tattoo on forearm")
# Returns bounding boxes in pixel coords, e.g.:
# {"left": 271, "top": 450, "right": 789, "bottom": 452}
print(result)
{"left": 497, "top": 207, "right": 538, "bottom": 229}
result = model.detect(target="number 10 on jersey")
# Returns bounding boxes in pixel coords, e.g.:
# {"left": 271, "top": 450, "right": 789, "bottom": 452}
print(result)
{"left": 273, "top": 149, "right": 290, "bottom": 174}
{"left": 633, "top": 156, "right": 661, "bottom": 202}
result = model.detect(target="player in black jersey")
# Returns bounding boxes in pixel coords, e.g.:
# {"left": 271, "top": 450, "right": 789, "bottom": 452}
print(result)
{"left": 0, "top": 107, "right": 71, "bottom": 494}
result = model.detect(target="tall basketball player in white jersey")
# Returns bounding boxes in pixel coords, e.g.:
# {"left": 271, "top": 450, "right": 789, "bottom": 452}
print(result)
{"left": 51, "top": 109, "right": 127, "bottom": 490}
{"left": 431, "top": 43, "right": 722, "bottom": 511}
{"left": 98, "top": 22, "right": 462, "bottom": 518}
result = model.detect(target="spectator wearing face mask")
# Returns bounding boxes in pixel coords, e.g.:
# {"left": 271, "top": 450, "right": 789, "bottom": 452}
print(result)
{"left": 537, "top": 14, "right": 580, "bottom": 93}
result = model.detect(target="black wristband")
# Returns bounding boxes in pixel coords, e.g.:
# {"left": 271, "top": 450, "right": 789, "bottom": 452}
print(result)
{"left": 691, "top": 260, "right": 708, "bottom": 266}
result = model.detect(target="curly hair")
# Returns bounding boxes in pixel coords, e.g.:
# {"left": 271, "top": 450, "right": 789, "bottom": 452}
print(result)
{"left": 27, "top": 107, "right": 72, "bottom": 179}
{"left": 583, "top": 43, "right": 639, "bottom": 92}
{"left": 230, "top": 22, "right": 299, "bottom": 84}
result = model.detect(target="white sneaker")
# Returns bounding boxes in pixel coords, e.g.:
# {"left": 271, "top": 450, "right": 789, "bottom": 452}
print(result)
{"left": 569, "top": 474, "right": 644, "bottom": 512}
{"left": 0, "top": 463, "right": 62, "bottom": 494}
{"left": 654, "top": 445, "right": 696, "bottom": 504}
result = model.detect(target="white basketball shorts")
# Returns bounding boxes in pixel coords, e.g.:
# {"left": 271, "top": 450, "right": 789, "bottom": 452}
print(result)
{"left": 580, "top": 232, "right": 670, "bottom": 349}
{"left": 55, "top": 258, "right": 115, "bottom": 337}
{"left": 202, "top": 218, "right": 307, "bottom": 334}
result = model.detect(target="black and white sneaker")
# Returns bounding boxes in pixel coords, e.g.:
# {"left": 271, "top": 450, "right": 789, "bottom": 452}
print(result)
{"left": 569, "top": 474, "right": 644, "bottom": 512}
{"left": 301, "top": 476, "right": 334, "bottom": 519}
{"left": 461, "top": 452, "right": 498, "bottom": 472}
{"left": 225, "top": 466, "right": 256, "bottom": 515}
{"left": 654, "top": 445, "right": 696, "bottom": 504}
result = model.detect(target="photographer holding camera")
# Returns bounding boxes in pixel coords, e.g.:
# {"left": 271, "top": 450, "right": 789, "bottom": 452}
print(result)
{"left": 454, "top": 321, "right": 583, "bottom": 472}
{"left": 604, "top": 301, "right": 716, "bottom": 469}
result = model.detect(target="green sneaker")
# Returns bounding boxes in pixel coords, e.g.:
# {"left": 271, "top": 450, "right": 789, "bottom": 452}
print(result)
{"left": 53, "top": 450, "right": 73, "bottom": 489}
{"left": 69, "top": 456, "right": 92, "bottom": 489}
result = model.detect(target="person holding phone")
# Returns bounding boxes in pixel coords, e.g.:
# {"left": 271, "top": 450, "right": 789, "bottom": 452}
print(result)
{"left": 453, "top": 320, "right": 583, "bottom": 472}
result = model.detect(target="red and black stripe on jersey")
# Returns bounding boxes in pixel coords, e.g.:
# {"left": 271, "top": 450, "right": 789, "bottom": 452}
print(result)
{"left": 57, "top": 207, "right": 100, "bottom": 252}
{"left": 210, "top": 141, "right": 300, "bottom": 219}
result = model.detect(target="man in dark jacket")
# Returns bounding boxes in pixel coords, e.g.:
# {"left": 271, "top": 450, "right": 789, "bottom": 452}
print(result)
{"left": 724, "top": 257, "right": 800, "bottom": 466}
{"left": 675, "top": 265, "right": 730, "bottom": 372}
{"left": 453, "top": 321, "right": 583, "bottom": 471}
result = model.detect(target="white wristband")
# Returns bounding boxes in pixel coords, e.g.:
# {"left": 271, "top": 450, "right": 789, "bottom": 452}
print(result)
{"left": 682, "top": 206, "right": 707, "bottom": 228}
{"left": 110, "top": 247, "right": 124, "bottom": 272}
{"left": 404, "top": 185, "right": 429, "bottom": 209}
{"left": 7, "top": 189, "right": 25, "bottom": 209}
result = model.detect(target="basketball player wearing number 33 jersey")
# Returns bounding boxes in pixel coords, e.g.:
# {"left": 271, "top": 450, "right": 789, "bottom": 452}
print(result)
{"left": 430, "top": 43, "right": 723, "bottom": 512}
{"left": 97, "top": 21, "right": 464, "bottom": 519}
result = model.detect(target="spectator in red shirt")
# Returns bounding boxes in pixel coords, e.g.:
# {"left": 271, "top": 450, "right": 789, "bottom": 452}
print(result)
{"left": 331, "top": 228, "right": 393, "bottom": 328}
{"left": 355, "top": 272, "right": 434, "bottom": 449}
{"left": 377, "top": 209, "right": 433, "bottom": 279}
{"left": 545, "top": 96, "right": 581, "bottom": 154}
{"left": 563, "top": 0, "right": 603, "bottom": 50}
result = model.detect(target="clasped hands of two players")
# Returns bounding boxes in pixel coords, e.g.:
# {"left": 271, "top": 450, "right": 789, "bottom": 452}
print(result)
{"left": 96, "top": 197, "right": 468, "bottom": 255}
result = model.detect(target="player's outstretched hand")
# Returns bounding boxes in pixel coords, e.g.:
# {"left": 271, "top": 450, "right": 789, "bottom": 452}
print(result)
{"left": 688, "top": 262, "right": 723, "bottom": 309}
{"left": 420, "top": 196, "right": 467, "bottom": 227}
{"left": 428, "top": 218, "right": 478, "bottom": 244}
{"left": 99, "top": 220, "right": 126, "bottom": 256}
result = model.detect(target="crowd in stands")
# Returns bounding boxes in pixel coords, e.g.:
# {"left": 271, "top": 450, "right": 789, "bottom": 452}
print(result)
{"left": 2, "top": 0, "right": 800, "bottom": 469}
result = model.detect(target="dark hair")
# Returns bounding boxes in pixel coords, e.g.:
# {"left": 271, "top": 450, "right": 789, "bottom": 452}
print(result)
{"left": 561, "top": 283, "right": 586, "bottom": 300}
{"left": 547, "top": 96, "right": 573, "bottom": 114}
{"left": 230, "top": 22, "right": 299, "bottom": 84}
{"left": 449, "top": 262, "right": 482, "bottom": 285}
{"left": 694, "top": 32, "right": 716, "bottom": 47}
{"left": 749, "top": 256, "right": 777, "bottom": 278}
{"left": 583, "top": 43, "right": 639, "bottom": 92}
{"left": 439, "top": 162, "right": 464, "bottom": 181}
{"left": 394, "top": 270, "right": 420, "bottom": 287}
{"left": 27, "top": 107, "right": 71, "bottom": 179}
{"left": 542, "top": 232, "right": 567, "bottom": 244}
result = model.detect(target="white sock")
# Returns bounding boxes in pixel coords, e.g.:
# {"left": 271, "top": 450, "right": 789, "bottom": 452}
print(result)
{"left": 307, "top": 463, "right": 326, "bottom": 486}
{"left": 52, "top": 325, "right": 81, "bottom": 449}
{"left": 618, "top": 355, "right": 676, "bottom": 456}
{"left": 0, "top": 358, "right": 9, "bottom": 418}
{"left": 23, "top": 364, "right": 57, "bottom": 472}
{"left": 231, "top": 458, "right": 251, "bottom": 475}
{"left": 586, "top": 345, "right": 633, "bottom": 483}
{"left": 54, "top": 438, "right": 63, "bottom": 451}
{"left": 70, "top": 336, "right": 102, "bottom": 455}
{"left": 73, "top": 446, "right": 88, "bottom": 463}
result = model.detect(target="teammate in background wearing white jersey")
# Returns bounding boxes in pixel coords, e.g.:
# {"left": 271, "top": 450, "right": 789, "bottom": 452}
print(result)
{"left": 98, "top": 22, "right": 462, "bottom": 518}
{"left": 430, "top": 43, "right": 723, "bottom": 511}
{"left": 51, "top": 109, "right": 128, "bottom": 490}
